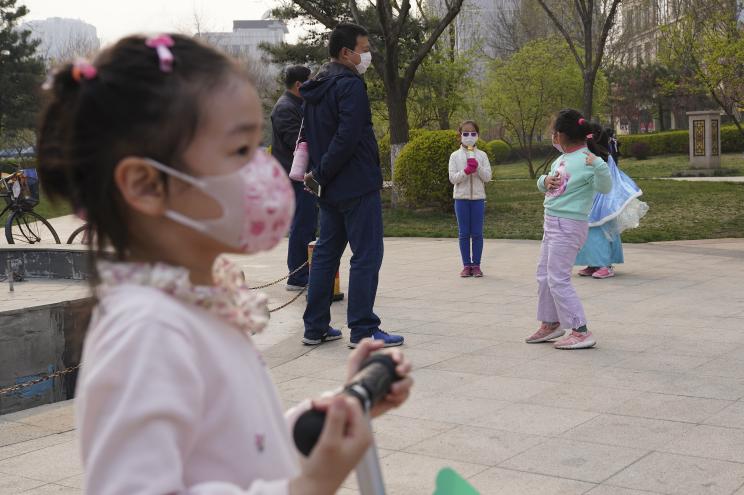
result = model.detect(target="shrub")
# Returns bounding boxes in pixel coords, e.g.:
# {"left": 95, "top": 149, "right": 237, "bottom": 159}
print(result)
{"left": 378, "top": 129, "right": 427, "bottom": 180}
{"left": 630, "top": 142, "right": 650, "bottom": 160}
{"left": 487, "top": 140, "right": 512, "bottom": 163}
{"left": 394, "top": 130, "right": 489, "bottom": 209}
{"left": 618, "top": 130, "right": 688, "bottom": 156}
{"left": 721, "top": 125, "right": 744, "bottom": 153}
{"left": 616, "top": 125, "right": 744, "bottom": 157}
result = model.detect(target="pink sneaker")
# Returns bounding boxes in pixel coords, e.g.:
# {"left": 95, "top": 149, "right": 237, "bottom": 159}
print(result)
{"left": 471, "top": 265, "right": 483, "bottom": 277}
{"left": 460, "top": 266, "right": 472, "bottom": 277}
{"left": 554, "top": 330, "right": 596, "bottom": 349}
{"left": 525, "top": 323, "right": 564, "bottom": 343}
{"left": 592, "top": 267, "right": 615, "bottom": 279}
{"left": 578, "top": 266, "right": 598, "bottom": 277}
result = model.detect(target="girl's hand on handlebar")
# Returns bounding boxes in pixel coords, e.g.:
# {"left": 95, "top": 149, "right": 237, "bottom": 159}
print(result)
{"left": 347, "top": 339, "right": 414, "bottom": 418}
{"left": 290, "top": 396, "right": 372, "bottom": 495}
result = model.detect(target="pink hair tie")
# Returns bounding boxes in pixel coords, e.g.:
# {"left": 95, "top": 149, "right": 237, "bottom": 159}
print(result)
{"left": 71, "top": 59, "right": 97, "bottom": 82}
{"left": 586, "top": 133, "right": 593, "bottom": 139}
{"left": 578, "top": 118, "right": 586, "bottom": 126}
{"left": 146, "top": 34, "right": 175, "bottom": 72}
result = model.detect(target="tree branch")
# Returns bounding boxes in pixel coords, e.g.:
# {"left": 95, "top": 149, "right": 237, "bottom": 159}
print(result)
{"left": 349, "top": 0, "right": 363, "bottom": 24}
{"left": 402, "top": 0, "right": 464, "bottom": 92}
{"left": 395, "top": 0, "right": 412, "bottom": 37}
{"left": 593, "top": 0, "right": 621, "bottom": 73}
{"left": 292, "top": 0, "right": 338, "bottom": 28}
{"left": 575, "top": 0, "right": 588, "bottom": 21}
{"left": 535, "top": 0, "right": 585, "bottom": 70}
{"left": 416, "top": 0, "right": 430, "bottom": 24}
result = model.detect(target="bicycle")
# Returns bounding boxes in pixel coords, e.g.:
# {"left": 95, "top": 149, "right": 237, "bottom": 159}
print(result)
{"left": 0, "top": 168, "right": 61, "bottom": 244}
{"left": 66, "top": 223, "right": 91, "bottom": 244}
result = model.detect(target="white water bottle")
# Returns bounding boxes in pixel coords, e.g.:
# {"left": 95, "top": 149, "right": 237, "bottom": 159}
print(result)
{"left": 289, "top": 141, "right": 309, "bottom": 182}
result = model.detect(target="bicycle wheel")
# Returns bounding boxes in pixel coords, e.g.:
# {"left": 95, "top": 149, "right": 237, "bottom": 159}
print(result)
{"left": 5, "top": 210, "right": 61, "bottom": 244}
{"left": 66, "top": 224, "right": 91, "bottom": 244}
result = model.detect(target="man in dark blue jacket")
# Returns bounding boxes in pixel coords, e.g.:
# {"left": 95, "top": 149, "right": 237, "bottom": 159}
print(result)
{"left": 270, "top": 65, "right": 315, "bottom": 291}
{"left": 300, "top": 23, "right": 403, "bottom": 348}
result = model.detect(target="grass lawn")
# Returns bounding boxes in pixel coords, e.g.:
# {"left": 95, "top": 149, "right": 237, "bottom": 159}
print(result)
{"left": 17, "top": 157, "right": 744, "bottom": 244}
{"left": 0, "top": 192, "right": 71, "bottom": 227}
{"left": 383, "top": 179, "right": 744, "bottom": 242}
{"left": 491, "top": 153, "right": 744, "bottom": 180}
{"left": 32, "top": 193, "right": 72, "bottom": 221}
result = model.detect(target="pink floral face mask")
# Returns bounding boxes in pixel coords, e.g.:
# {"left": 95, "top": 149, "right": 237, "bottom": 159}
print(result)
{"left": 145, "top": 149, "right": 294, "bottom": 254}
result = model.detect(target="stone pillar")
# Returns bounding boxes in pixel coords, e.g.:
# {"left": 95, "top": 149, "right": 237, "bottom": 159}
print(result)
{"left": 687, "top": 110, "right": 722, "bottom": 170}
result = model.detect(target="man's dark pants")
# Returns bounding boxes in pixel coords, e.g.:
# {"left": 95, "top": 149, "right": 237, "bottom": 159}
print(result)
{"left": 303, "top": 190, "right": 384, "bottom": 342}
{"left": 287, "top": 180, "right": 319, "bottom": 287}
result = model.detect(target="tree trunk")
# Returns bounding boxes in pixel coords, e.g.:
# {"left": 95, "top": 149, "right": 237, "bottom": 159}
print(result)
{"left": 438, "top": 104, "right": 450, "bottom": 130}
{"left": 583, "top": 72, "right": 595, "bottom": 120}
{"left": 387, "top": 81, "right": 409, "bottom": 207}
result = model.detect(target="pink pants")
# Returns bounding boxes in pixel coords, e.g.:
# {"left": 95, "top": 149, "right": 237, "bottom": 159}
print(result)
{"left": 536, "top": 215, "right": 589, "bottom": 329}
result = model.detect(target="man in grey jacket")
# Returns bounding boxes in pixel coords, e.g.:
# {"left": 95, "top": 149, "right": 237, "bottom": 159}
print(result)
{"left": 271, "top": 65, "right": 315, "bottom": 291}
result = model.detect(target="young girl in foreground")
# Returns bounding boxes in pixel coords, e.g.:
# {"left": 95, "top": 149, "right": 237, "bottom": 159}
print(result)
{"left": 525, "top": 109, "right": 612, "bottom": 350}
{"left": 448, "top": 120, "right": 492, "bottom": 277}
{"left": 38, "top": 34, "right": 412, "bottom": 494}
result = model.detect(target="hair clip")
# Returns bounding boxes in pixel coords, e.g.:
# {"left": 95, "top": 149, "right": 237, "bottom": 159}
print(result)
{"left": 578, "top": 118, "right": 586, "bottom": 126}
{"left": 586, "top": 133, "right": 593, "bottom": 139}
{"left": 71, "top": 59, "right": 98, "bottom": 82}
{"left": 146, "top": 34, "right": 175, "bottom": 73}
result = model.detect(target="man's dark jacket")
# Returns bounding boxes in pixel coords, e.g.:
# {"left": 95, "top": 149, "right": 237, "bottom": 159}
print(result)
{"left": 300, "top": 62, "right": 382, "bottom": 203}
{"left": 270, "top": 91, "right": 303, "bottom": 173}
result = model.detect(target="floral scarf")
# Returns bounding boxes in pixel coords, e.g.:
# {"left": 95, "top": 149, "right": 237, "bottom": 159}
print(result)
{"left": 97, "top": 256, "right": 269, "bottom": 335}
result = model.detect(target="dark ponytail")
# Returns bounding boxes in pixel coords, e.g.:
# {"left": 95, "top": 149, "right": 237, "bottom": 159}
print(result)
{"left": 37, "top": 34, "right": 245, "bottom": 260}
{"left": 553, "top": 108, "right": 609, "bottom": 161}
{"left": 586, "top": 123, "right": 610, "bottom": 161}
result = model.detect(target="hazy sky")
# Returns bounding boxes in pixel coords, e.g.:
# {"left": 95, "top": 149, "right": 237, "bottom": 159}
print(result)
{"left": 22, "top": 0, "right": 298, "bottom": 44}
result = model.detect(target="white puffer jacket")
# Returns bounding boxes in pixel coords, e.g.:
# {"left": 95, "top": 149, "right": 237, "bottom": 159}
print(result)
{"left": 448, "top": 147, "right": 492, "bottom": 200}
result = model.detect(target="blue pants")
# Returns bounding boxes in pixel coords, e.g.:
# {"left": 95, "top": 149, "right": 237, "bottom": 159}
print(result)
{"left": 303, "top": 191, "right": 384, "bottom": 342}
{"left": 287, "top": 181, "right": 319, "bottom": 287}
{"left": 454, "top": 199, "right": 485, "bottom": 266}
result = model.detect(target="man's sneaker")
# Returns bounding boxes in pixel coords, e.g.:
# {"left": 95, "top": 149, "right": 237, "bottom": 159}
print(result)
{"left": 471, "top": 265, "right": 484, "bottom": 277}
{"left": 349, "top": 330, "right": 404, "bottom": 349}
{"left": 525, "top": 323, "right": 564, "bottom": 343}
{"left": 592, "top": 267, "right": 615, "bottom": 279}
{"left": 302, "top": 327, "right": 343, "bottom": 346}
{"left": 578, "top": 266, "right": 598, "bottom": 277}
{"left": 286, "top": 283, "right": 307, "bottom": 292}
{"left": 460, "top": 266, "right": 472, "bottom": 277}
{"left": 554, "top": 330, "right": 596, "bottom": 350}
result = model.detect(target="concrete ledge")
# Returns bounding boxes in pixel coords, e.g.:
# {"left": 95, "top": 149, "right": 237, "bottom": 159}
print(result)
{"left": 1, "top": 247, "right": 93, "bottom": 415}
{"left": 0, "top": 247, "right": 91, "bottom": 281}
{"left": 0, "top": 297, "right": 91, "bottom": 415}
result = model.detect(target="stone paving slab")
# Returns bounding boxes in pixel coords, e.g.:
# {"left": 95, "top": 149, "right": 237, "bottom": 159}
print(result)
{"left": 2, "top": 237, "right": 744, "bottom": 494}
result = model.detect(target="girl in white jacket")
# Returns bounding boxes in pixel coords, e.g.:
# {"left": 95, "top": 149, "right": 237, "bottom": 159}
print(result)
{"left": 448, "top": 121, "right": 493, "bottom": 277}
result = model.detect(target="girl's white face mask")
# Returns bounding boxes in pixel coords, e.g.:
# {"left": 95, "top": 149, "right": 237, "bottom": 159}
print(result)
{"left": 461, "top": 134, "right": 478, "bottom": 147}
{"left": 145, "top": 149, "right": 295, "bottom": 254}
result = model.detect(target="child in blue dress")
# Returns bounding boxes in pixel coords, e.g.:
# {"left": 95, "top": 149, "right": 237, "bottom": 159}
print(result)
{"left": 576, "top": 129, "right": 648, "bottom": 278}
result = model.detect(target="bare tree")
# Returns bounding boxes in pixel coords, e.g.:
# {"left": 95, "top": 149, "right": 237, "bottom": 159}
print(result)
{"left": 536, "top": 0, "right": 622, "bottom": 119}
{"left": 49, "top": 33, "right": 100, "bottom": 65}
{"left": 287, "top": 0, "right": 465, "bottom": 178}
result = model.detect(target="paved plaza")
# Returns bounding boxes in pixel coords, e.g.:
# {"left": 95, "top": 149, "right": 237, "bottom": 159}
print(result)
{"left": 2, "top": 233, "right": 744, "bottom": 494}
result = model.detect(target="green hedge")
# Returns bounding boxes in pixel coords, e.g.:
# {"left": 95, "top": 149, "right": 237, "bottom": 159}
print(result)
{"left": 618, "top": 130, "right": 688, "bottom": 157}
{"left": 618, "top": 125, "right": 743, "bottom": 157}
{"left": 394, "top": 130, "right": 490, "bottom": 210}
{"left": 487, "top": 140, "right": 512, "bottom": 163}
{"left": 722, "top": 125, "right": 744, "bottom": 153}
{"left": 378, "top": 129, "right": 427, "bottom": 180}
{"left": 381, "top": 129, "right": 499, "bottom": 179}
